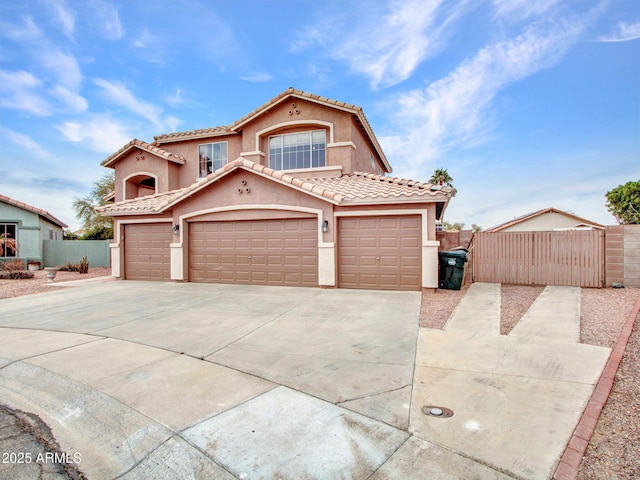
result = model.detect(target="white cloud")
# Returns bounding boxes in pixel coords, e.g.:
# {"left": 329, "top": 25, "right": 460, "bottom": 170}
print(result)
{"left": 57, "top": 115, "right": 131, "bottom": 153}
{"left": 50, "top": 85, "right": 88, "bottom": 112}
{"left": 0, "top": 15, "right": 42, "bottom": 42}
{"left": 599, "top": 20, "right": 640, "bottom": 42}
{"left": 381, "top": 12, "right": 599, "bottom": 173}
{"left": 93, "top": 78, "right": 164, "bottom": 129}
{"left": 294, "top": 0, "right": 475, "bottom": 89}
{"left": 492, "top": 0, "right": 561, "bottom": 21}
{"left": 0, "top": 126, "right": 56, "bottom": 161}
{"left": 240, "top": 73, "right": 274, "bottom": 83}
{"left": 90, "top": 0, "right": 124, "bottom": 40}
{"left": 165, "top": 87, "right": 185, "bottom": 107}
{"left": 0, "top": 70, "right": 51, "bottom": 116}
{"left": 47, "top": 0, "right": 76, "bottom": 39}
{"left": 37, "top": 49, "right": 83, "bottom": 90}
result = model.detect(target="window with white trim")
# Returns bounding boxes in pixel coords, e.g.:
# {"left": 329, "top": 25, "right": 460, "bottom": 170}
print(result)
{"left": 269, "top": 130, "right": 326, "bottom": 170}
{"left": 0, "top": 223, "right": 17, "bottom": 258}
{"left": 198, "top": 142, "right": 228, "bottom": 177}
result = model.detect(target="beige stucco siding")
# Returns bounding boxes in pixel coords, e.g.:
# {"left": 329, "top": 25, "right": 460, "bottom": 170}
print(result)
{"left": 500, "top": 211, "right": 598, "bottom": 232}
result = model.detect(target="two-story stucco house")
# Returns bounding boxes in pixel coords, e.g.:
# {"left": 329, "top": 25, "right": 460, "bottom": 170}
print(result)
{"left": 97, "top": 88, "right": 455, "bottom": 290}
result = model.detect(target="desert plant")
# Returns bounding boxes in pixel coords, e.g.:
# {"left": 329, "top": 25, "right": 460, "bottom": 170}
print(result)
{"left": 58, "top": 262, "right": 79, "bottom": 272}
{"left": 0, "top": 259, "right": 26, "bottom": 271}
{"left": 78, "top": 256, "right": 89, "bottom": 274}
{"left": 0, "top": 271, "right": 34, "bottom": 279}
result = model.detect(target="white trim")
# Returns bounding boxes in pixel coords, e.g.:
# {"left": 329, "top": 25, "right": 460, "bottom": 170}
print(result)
{"left": 281, "top": 165, "right": 343, "bottom": 175}
{"left": 327, "top": 141, "right": 356, "bottom": 149}
{"left": 122, "top": 172, "right": 159, "bottom": 199}
{"left": 254, "top": 120, "right": 334, "bottom": 151}
{"left": 239, "top": 150, "right": 265, "bottom": 157}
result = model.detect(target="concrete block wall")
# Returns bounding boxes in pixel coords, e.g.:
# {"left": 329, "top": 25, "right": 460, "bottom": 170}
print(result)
{"left": 43, "top": 240, "right": 111, "bottom": 268}
{"left": 623, "top": 225, "right": 640, "bottom": 287}
{"left": 600, "top": 225, "right": 640, "bottom": 288}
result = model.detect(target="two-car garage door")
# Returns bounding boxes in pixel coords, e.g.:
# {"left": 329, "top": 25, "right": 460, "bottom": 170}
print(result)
{"left": 189, "top": 219, "right": 318, "bottom": 286}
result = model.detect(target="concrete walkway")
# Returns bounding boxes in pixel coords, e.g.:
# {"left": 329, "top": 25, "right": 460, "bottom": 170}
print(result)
{"left": 444, "top": 282, "right": 501, "bottom": 334}
{"left": 510, "top": 286, "right": 581, "bottom": 342}
{"left": 0, "top": 281, "right": 610, "bottom": 479}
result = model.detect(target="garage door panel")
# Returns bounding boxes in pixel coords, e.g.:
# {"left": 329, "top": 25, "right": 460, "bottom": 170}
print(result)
{"left": 189, "top": 218, "right": 318, "bottom": 287}
{"left": 124, "top": 223, "right": 172, "bottom": 281}
{"left": 338, "top": 215, "right": 421, "bottom": 291}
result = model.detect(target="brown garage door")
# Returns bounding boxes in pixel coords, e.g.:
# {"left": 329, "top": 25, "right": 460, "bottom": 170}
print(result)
{"left": 189, "top": 219, "right": 318, "bottom": 286}
{"left": 338, "top": 215, "right": 421, "bottom": 290}
{"left": 124, "top": 223, "right": 172, "bottom": 281}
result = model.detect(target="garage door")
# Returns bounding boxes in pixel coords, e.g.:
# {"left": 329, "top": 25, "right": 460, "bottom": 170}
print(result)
{"left": 338, "top": 215, "right": 421, "bottom": 290}
{"left": 189, "top": 219, "right": 318, "bottom": 286}
{"left": 124, "top": 223, "right": 172, "bottom": 281}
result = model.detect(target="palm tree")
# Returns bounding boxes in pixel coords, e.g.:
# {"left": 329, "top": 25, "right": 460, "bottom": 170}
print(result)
{"left": 429, "top": 168, "right": 453, "bottom": 187}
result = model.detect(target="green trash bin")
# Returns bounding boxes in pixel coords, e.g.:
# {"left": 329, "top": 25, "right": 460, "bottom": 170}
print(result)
{"left": 438, "top": 250, "right": 468, "bottom": 290}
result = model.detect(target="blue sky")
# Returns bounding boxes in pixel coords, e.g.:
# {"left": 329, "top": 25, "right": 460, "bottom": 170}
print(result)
{"left": 1, "top": 0, "right": 638, "bottom": 231}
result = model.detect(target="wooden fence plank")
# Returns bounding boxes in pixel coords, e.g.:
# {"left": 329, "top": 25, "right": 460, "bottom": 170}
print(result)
{"left": 472, "top": 230, "right": 604, "bottom": 287}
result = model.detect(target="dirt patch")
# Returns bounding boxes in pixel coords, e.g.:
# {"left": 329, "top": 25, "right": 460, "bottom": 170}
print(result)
{"left": 420, "top": 285, "right": 468, "bottom": 329}
{"left": 0, "top": 268, "right": 112, "bottom": 299}
{"left": 500, "top": 284, "right": 545, "bottom": 335}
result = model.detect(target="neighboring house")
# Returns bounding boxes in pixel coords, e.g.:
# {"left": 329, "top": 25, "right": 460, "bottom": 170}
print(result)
{"left": 0, "top": 195, "right": 68, "bottom": 263}
{"left": 97, "top": 88, "right": 455, "bottom": 290}
{"left": 486, "top": 207, "right": 605, "bottom": 232}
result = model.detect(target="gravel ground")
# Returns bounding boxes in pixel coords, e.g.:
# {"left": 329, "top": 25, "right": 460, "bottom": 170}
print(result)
{"left": 578, "top": 310, "right": 640, "bottom": 479}
{"left": 421, "top": 284, "right": 640, "bottom": 479}
{"left": 0, "top": 268, "right": 112, "bottom": 300}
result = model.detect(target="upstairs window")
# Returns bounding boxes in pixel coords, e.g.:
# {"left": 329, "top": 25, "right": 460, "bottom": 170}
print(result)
{"left": 269, "top": 130, "right": 326, "bottom": 170}
{"left": 199, "top": 142, "right": 228, "bottom": 177}
{"left": 0, "top": 223, "right": 17, "bottom": 258}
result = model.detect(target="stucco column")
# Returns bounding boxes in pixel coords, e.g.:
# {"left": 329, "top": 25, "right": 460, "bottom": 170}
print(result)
{"left": 170, "top": 243, "right": 185, "bottom": 281}
{"left": 109, "top": 243, "right": 121, "bottom": 278}
{"left": 422, "top": 240, "right": 440, "bottom": 288}
{"left": 318, "top": 242, "right": 336, "bottom": 286}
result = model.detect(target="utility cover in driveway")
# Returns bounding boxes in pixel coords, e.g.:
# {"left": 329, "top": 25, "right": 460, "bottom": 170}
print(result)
{"left": 189, "top": 219, "right": 318, "bottom": 286}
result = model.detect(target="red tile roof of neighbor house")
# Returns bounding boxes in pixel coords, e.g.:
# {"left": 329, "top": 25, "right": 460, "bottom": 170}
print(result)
{"left": 101, "top": 139, "right": 187, "bottom": 168}
{"left": 152, "top": 87, "right": 392, "bottom": 173}
{"left": 485, "top": 207, "right": 605, "bottom": 232}
{"left": 96, "top": 158, "right": 455, "bottom": 216}
{"left": 0, "top": 194, "right": 68, "bottom": 228}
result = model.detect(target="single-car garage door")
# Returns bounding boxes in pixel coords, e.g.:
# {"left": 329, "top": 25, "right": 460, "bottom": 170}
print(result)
{"left": 189, "top": 219, "right": 318, "bottom": 286}
{"left": 338, "top": 215, "right": 421, "bottom": 291}
{"left": 124, "top": 223, "right": 172, "bottom": 280}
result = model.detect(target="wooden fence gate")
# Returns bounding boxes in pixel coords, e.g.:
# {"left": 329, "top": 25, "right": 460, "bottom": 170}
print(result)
{"left": 472, "top": 230, "right": 605, "bottom": 287}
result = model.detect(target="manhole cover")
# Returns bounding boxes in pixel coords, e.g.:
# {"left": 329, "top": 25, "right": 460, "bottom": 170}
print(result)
{"left": 421, "top": 405, "right": 454, "bottom": 418}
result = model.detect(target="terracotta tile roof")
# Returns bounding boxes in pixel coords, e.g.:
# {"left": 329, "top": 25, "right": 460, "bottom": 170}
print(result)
{"left": 307, "top": 172, "right": 455, "bottom": 202}
{"left": 97, "top": 159, "right": 454, "bottom": 216}
{"left": 0, "top": 194, "right": 68, "bottom": 228}
{"left": 101, "top": 139, "right": 187, "bottom": 167}
{"left": 153, "top": 126, "right": 235, "bottom": 143}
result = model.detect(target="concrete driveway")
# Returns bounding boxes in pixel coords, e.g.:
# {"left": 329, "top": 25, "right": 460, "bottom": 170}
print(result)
{"left": 0, "top": 281, "right": 610, "bottom": 479}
